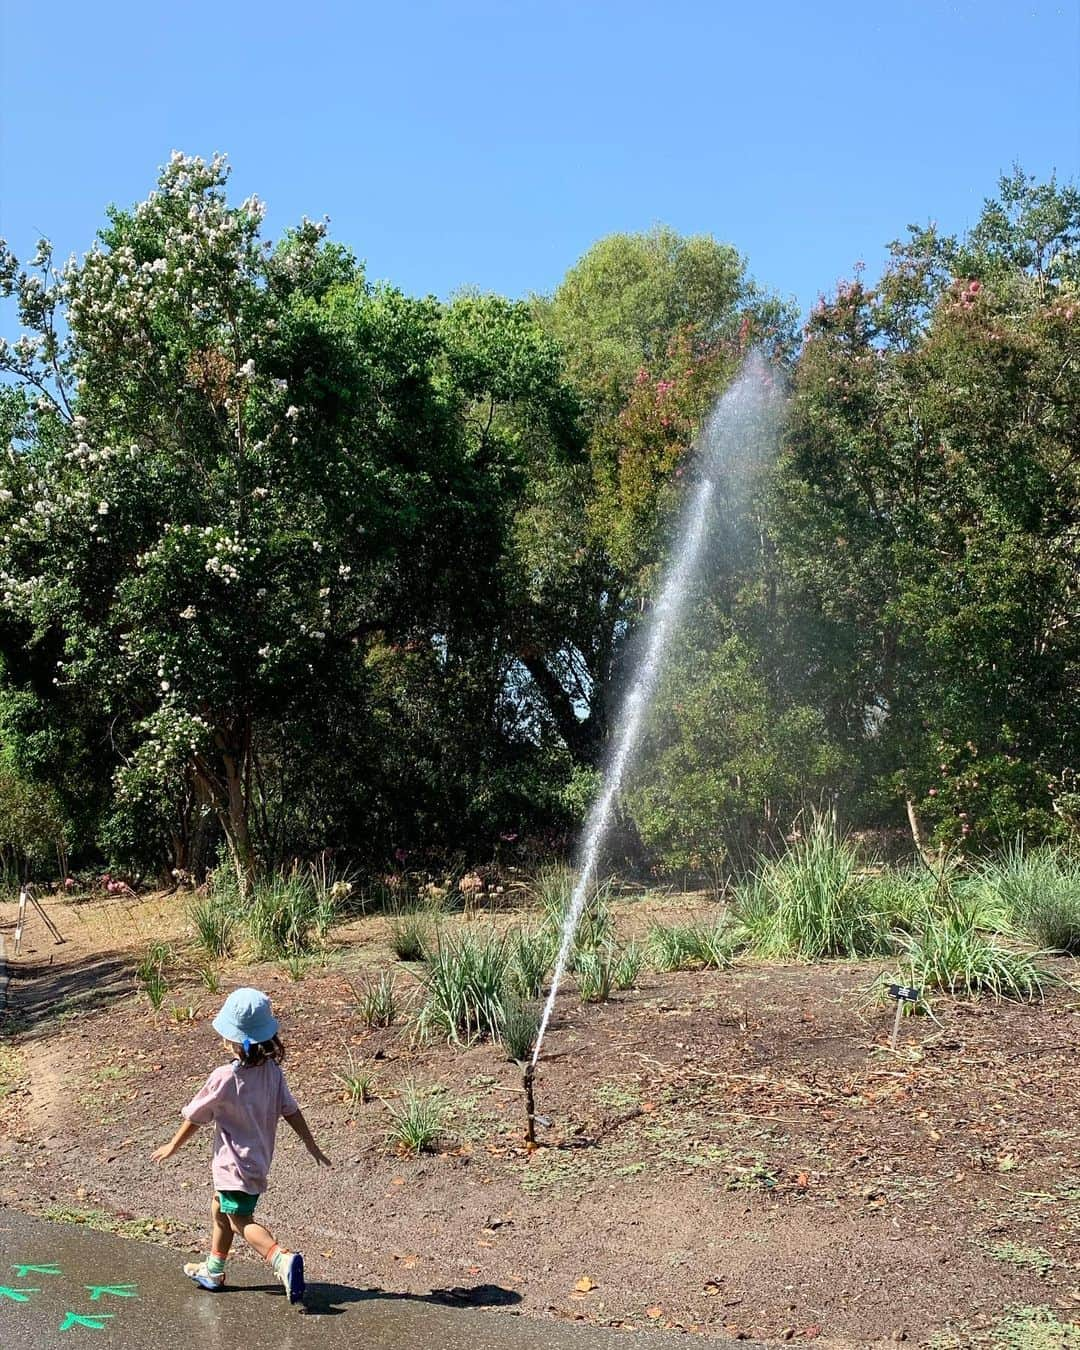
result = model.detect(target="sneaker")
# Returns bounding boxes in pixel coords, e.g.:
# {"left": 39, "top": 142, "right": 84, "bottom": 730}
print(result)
{"left": 183, "top": 1261, "right": 224, "bottom": 1291}
{"left": 277, "top": 1251, "right": 305, "bottom": 1304}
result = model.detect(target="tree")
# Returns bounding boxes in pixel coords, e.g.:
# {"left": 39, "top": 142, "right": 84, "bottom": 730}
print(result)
{"left": 776, "top": 171, "right": 1080, "bottom": 849}
{"left": 0, "top": 154, "right": 542, "bottom": 886}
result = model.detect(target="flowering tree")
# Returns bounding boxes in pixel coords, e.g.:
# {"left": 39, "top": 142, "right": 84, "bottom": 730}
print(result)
{"left": 0, "top": 153, "right": 520, "bottom": 885}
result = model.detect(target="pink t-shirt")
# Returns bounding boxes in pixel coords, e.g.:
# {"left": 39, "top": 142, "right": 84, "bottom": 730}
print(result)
{"left": 182, "top": 1060, "right": 298, "bottom": 1195}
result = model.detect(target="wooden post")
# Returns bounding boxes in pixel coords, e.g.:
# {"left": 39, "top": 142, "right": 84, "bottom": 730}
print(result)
{"left": 523, "top": 1061, "right": 537, "bottom": 1148}
{"left": 14, "top": 886, "right": 27, "bottom": 956}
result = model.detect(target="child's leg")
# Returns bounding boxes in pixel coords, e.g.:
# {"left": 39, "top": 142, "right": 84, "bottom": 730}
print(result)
{"left": 183, "top": 1195, "right": 233, "bottom": 1289}
{"left": 211, "top": 1194, "right": 234, "bottom": 1262}
{"left": 228, "top": 1215, "right": 305, "bottom": 1304}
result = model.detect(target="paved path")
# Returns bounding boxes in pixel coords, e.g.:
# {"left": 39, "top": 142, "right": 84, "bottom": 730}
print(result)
{"left": 0, "top": 1210, "right": 759, "bottom": 1350}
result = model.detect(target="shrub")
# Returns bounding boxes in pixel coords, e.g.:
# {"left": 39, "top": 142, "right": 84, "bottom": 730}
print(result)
{"left": 353, "top": 972, "right": 398, "bottom": 1028}
{"left": 386, "top": 1082, "right": 445, "bottom": 1154}
{"left": 895, "top": 901, "right": 1048, "bottom": 1002}
{"left": 499, "top": 993, "right": 540, "bottom": 1062}
{"left": 416, "top": 932, "right": 509, "bottom": 1043}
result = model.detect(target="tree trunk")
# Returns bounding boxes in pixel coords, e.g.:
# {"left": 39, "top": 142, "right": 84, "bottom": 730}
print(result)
{"left": 221, "top": 746, "right": 256, "bottom": 896}
{"left": 905, "top": 796, "right": 936, "bottom": 868}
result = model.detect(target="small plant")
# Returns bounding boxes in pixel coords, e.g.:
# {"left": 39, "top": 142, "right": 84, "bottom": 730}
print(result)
{"left": 499, "top": 992, "right": 540, "bottom": 1061}
{"left": 648, "top": 922, "right": 736, "bottom": 971}
{"left": 416, "top": 931, "right": 510, "bottom": 1043}
{"left": 507, "top": 927, "right": 553, "bottom": 999}
{"left": 980, "top": 839, "right": 1080, "bottom": 953}
{"left": 336, "top": 1050, "right": 375, "bottom": 1106}
{"left": 135, "top": 943, "right": 173, "bottom": 1010}
{"left": 896, "top": 901, "right": 1049, "bottom": 1001}
{"left": 612, "top": 941, "right": 645, "bottom": 990}
{"left": 353, "top": 972, "right": 398, "bottom": 1028}
{"left": 198, "top": 964, "right": 221, "bottom": 994}
{"left": 386, "top": 1081, "right": 446, "bottom": 1154}
{"left": 576, "top": 947, "right": 614, "bottom": 1003}
{"left": 387, "top": 909, "right": 432, "bottom": 963}
{"left": 187, "top": 893, "right": 238, "bottom": 959}
{"left": 171, "top": 1004, "right": 195, "bottom": 1023}
{"left": 281, "top": 954, "right": 314, "bottom": 981}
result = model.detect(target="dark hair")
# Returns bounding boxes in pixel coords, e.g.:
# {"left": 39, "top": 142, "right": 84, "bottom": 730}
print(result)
{"left": 236, "top": 1035, "right": 286, "bottom": 1067}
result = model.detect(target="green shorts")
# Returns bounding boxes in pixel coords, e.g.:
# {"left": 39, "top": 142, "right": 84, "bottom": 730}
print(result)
{"left": 216, "top": 1189, "right": 259, "bottom": 1218}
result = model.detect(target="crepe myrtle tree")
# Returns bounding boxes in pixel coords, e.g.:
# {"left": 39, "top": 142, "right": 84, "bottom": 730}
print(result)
{"left": 0, "top": 153, "right": 492, "bottom": 888}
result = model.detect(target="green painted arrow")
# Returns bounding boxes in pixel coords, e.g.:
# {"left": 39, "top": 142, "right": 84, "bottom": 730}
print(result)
{"left": 59, "top": 1312, "right": 114, "bottom": 1332}
{"left": 12, "top": 1263, "right": 62, "bottom": 1277}
{"left": 0, "top": 1285, "right": 40, "bottom": 1302}
{"left": 86, "top": 1283, "right": 138, "bottom": 1301}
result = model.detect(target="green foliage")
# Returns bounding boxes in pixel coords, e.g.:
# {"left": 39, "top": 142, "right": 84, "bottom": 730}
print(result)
{"left": 386, "top": 1082, "right": 445, "bottom": 1154}
{"left": 575, "top": 947, "right": 615, "bottom": 1003}
{"left": 975, "top": 839, "right": 1080, "bottom": 953}
{"left": 648, "top": 921, "right": 738, "bottom": 971}
{"left": 498, "top": 993, "right": 540, "bottom": 1062}
{"left": 506, "top": 927, "right": 554, "bottom": 999}
{"left": 387, "top": 910, "right": 433, "bottom": 963}
{"left": 352, "top": 972, "right": 398, "bottom": 1029}
{"left": 135, "top": 942, "right": 173, "bottom": 1010}
{"left": 630, "top": 637, "right": 847, "bottom": 874}
{"left": 336, "top": 1050, "right": 375, "bottom": 1106}
{"left": 245, "top": 874, "right": 327, "bottom": 960}
{"left": 737, "top": 818, "right": 887, "bottom": 959}
{"left": 187, "top": 891, "right": 238, "bottom": 959}
{"left": 416, "top": 931, "right": 510, "bottom": 1043}
{"left": 612, "top": 941, "right": 645, "bottom": 990}
{"left": 894, "top": 900, "right": 1048, "bottom": 1001}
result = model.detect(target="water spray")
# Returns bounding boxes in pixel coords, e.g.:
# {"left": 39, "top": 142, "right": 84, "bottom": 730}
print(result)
{"left": 523, "top": 353, "right": 783, "bottom": 1131}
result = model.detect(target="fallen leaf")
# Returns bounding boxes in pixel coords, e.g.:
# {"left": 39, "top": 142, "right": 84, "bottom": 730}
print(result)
{"left": 574, "top": 1276, "right": 597, "bottom": 1293}
{"left": 703, "top": 1281, "right": 721, "bottom": 1296}
{"left": 646, "top": 1305, "right": 664, "bottom": 1319}
{"left": 390, "top": 1176, "right": 405, "bottom": 1186}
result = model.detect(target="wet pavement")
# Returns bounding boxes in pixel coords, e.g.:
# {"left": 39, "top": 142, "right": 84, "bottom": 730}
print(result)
{"left": 0, "top": 1209, "right": 752, "bottom": 1349}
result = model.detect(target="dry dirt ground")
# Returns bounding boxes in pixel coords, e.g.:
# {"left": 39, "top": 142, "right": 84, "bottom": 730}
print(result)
{"left": 0, "top": 888, "right": 1077, "bottom": 1348}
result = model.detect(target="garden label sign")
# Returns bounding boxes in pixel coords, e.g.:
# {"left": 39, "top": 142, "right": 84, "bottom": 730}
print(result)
{"left": 5, "top": 1263, "right": 139, "bottom": 1333}
{"left": 887, "top": 984, "right": 922, "bottom": 1050}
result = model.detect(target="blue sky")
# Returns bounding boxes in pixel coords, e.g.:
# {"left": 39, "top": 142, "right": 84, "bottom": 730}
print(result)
{"left": 1, "top": 1, "right": 1077, "bottom": 316}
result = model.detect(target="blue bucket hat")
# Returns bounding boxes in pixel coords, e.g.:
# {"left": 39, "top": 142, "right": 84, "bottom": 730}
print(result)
{"left": 212, "top": 988, "right": 279, "bottom": 1046}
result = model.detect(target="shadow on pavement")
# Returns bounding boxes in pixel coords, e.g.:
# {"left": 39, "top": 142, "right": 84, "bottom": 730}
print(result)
{"left": 225, "top": 1280, "right": 524, "bottom": 1316}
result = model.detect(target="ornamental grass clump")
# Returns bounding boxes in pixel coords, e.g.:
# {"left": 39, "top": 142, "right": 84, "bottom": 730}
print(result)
{"left": 244, "top": 872, "right": 333, "bottom": 960}
{"left": 506, "top": 927, "right": 553, "bottom": 999}
{"left": 387, "top": 909, "right": 433, "bottom": 963}
{"left": 188, "top": 891, "right": 238, "bottom": 958}
{"left": 352, "top": 972, "right": 398, "bottom": 1028}
{"left": 648, "top": 921, "right": 739, "bottom": 971}
{"left": 386, "top": 1082, "right": 446, "bottom": 1155}
{"left": 977, "top": 840, "right": 1080, "bottom": 954}
{"left": 612, "top": 941, "right": 645, "bottom": 990}
{"left": 895, "top": 899, "right": 1049, "bottom": 1002}
{"left": 576, "top": 947, "right": 615, "bottom": 1003}
{"left": 416, "top": 931, "right": 510, "bottom": 1043}
{"left": 738, "top": 818, "right": 886, "bottom": 959}
{"left": 499, "top": 993, "right": 541, "bottom": 1062}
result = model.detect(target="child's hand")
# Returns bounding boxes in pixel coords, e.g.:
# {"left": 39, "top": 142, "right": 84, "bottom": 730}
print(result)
{"left": 311, "top": 1147, "right": 332, "bottom": 1167}
{"left": 151, "top": 1143, "right": 174, "bottom": 1163}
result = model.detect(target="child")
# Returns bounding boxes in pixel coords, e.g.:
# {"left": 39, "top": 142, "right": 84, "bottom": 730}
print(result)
{"left": 152, "top": 987, "right": 331, "bottom": 1303}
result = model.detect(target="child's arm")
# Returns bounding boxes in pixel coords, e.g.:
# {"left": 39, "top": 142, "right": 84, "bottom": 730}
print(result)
{"left": 151, "top": 1118, "right": 200, "bottom": 1162}
{"left": 283, "top": 1109, "right": 332, "bottom": 1166}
